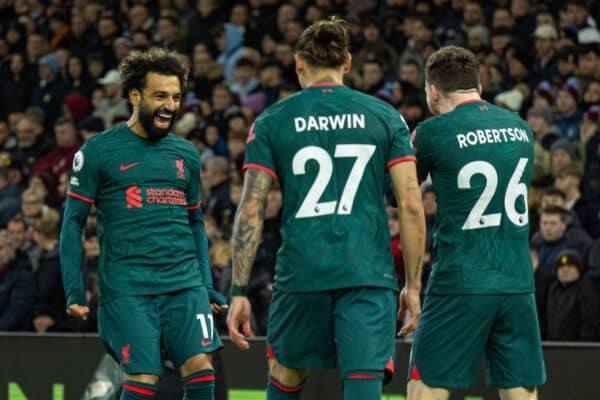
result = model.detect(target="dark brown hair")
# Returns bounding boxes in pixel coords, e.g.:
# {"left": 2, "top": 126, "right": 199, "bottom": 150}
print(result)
{"left": 295, "top": 16, "right": 349, "bottom": 68}
{"left": 540, "top": 205, "right": 569, "bottom": 222}
{"left": 425, "top": 46, "right": 479, "bottom": 94}
{"left": 119, "top": 47, "right": 189, "bottom": 99}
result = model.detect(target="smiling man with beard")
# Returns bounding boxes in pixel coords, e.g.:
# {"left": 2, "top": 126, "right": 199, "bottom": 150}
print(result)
{"left": 60, "top": 48, "right": 228, "bottom": 400}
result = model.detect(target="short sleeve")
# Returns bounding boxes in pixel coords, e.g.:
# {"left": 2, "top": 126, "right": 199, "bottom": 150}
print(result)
{"left": 386, "top": 113, "right": 416, "bottom": 169}
{"left": 186, "top": 150, "right": 202, "bottom": 210}
{"left": 66, "top": 141, "right": 100, "bottom": 204}
{"left": 243, "top": 120, "right": 277, "bottom": 179}
{"left": 412, "top": 124, "right": 434, "bottom": 182}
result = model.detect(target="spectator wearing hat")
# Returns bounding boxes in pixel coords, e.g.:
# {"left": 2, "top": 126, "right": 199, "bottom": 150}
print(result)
{"left": 557, "top": 25, "right": 579, "bottom": 50}
{"left": 112, "top": 36, "right": 132, "bottom": 66}
{"left": 544, "top": 249, "right": 600, "bottom": 341}
{"left": 78, "top": 115, "right": 104, "bottom": 143}
{"left": 555, "top": 78, "right": 583, "bottom": 141}
{"left": 30, "top": 53, "right": 68, "bottom": 130}
{"left": 550, "top": 138, "right": 577, "bottom": 175}
{"left": 92, "top": 69, "right": 129, "bottom": 129}
{"left": 533, "top": 24, "right": 558, "bottom": 82}
{"left": 532, "top": 80, "right": 555, "bottom": 108}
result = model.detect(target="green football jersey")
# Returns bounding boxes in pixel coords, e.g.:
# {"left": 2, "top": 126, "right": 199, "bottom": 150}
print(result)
{"left": 244, "top": 83, "right": 415, "bottom": 292}
{"left": 67, "top": 124, "right": 204, "bottom": 302}
{"left": 413, "top": 100, "right": 535, "bottom": 295}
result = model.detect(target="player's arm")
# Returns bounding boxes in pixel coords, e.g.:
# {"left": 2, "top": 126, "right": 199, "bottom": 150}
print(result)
{"left": 60, "top": 196, "right": 92, "bottom": 320}
{"left": 227, "top": 168, "right": 273, "bottom": 349}
{"left": 189, "top": 206, "right": 228, "bottom": 312}
{"left": 389, "top": 161, "right": 426, "bottom": 335}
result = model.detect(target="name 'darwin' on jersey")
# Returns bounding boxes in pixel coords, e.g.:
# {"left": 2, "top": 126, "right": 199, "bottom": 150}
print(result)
{"left": 294, "top": 114, "right": 365, "bottom": 132}
{"left": 456, "top": 127, "right": 529, "bottom": 149}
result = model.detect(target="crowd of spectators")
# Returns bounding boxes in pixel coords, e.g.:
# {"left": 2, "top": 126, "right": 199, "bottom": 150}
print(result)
{"left": 0, "top": 0, "right": 599, "bottom": 341}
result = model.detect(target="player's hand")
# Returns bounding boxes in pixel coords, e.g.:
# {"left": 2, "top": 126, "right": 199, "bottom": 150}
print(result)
{"left": 397, "top": 287, "right": 421, "bottom": 336}
{"left": 226, "top": 296, "right": 254, "bottom": 350}
{"left": 67, "top": 304, "right": 90, "bottom": 320}
{"left": 208, "top": 287, "right": 229, "bottom": 314}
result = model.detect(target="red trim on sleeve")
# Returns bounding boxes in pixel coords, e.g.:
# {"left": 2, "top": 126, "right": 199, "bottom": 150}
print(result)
{"left": 183, "top": 375, "right": 215, "bottom": 385}
{"left": 269, "top": 378, "right": 304, "bottom": 393}
{"left": 410, "top": 365, "right": 421, "bottom": 380}
{"left": 387, "top": 156, "right": 417, "bottom": 169}
{"left": 67, "top": 191, "right": 95, "bottom": 204}
{"left": 308, "top": 82, "right": 343, "bottom": 87}
{"left": 187, "top": 200, "right": 202, "bottom": 210}
{"left": 345, "top": 374, "right": 381, "bottom": 380}
{"left": 122, "top": 384, "right": 156, "bottom": 396}
{"left": 243, "top": 164, "right": 278, "bottom": 179}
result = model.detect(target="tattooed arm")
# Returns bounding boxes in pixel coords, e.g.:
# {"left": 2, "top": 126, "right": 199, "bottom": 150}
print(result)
{"left": 231, "top": 168, "right": 274, "bottom": 287}
{"left": 389, "top": 160, "right": 425, "bottom": 335}
{"left": 227, "top": 168, "right": 273, "bottom": 349}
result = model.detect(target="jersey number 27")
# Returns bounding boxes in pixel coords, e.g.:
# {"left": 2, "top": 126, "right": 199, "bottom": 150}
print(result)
{"left": 293, "top": 144, "right": 376, "bottom": 219}
{"left": 458, "top": 158, "right": 529, "bottom": 230}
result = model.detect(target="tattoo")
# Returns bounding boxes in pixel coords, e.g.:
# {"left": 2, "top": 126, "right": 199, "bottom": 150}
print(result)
{"left": 231, "top": 169, "right": 273, "bottom": 286}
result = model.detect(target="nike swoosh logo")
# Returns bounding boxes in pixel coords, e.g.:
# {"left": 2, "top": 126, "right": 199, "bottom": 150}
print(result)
{"left": 120, "top": 162, "right": 140, "bottom": 171}
{"left": 201, "top": 340, "right": 213, "bottom": 347}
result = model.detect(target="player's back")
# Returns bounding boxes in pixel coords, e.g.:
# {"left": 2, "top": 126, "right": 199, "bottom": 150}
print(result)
{"left": 245, "top": 84, "right": 414, "bottom": 292}
{"left": 414, "top": 100, "right": 535, "bottom": 295}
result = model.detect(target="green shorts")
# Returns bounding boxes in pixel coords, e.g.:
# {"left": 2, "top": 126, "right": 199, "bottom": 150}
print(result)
{"left": 267, "top": 287, "right": 397, "bottom": 379}
{"left": 98, "top": 286, "right": 222, "bottom": 375}
{"left": 408, "top": 293, "right": 546, "bottom": 389}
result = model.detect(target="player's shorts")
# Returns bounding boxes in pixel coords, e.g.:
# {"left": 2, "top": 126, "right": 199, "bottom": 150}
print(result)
{"left": 98, "top": 286, "right": 222, "bottom": 375}
{"left": 267, "top": 287, "right": 397, "bottom": 379}
{"left": 408, "top": 293, "right": 546, "bottom": 389}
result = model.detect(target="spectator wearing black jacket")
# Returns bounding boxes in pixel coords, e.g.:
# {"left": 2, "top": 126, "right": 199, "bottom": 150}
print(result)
{"left": 545, "top": 249, "right": 600, "bottom": 341}
{"left": 0, "top": 230, "right": 35, "bottom": 331}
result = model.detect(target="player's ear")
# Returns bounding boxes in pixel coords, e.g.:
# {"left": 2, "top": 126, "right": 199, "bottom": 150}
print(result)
{"left": 129, "top": 88, "right": 141, "bottom": 107}
{"left": 294, "top": 53, "right": 304, "bottom": 75}
{"left": 478, "top": 82, "right": 483, "bottom": 95}
{"left": 343, "top": 51, "right": 351, "bottom": 74}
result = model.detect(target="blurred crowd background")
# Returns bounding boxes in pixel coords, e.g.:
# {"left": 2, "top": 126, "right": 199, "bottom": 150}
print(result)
{"left": 0, "top": 0, "right": 599, "bottom": 342}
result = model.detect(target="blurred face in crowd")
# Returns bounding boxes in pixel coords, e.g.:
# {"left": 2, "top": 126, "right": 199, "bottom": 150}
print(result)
{"left": 16, "top": 117, "right": 42, "bottom": 147}
{"left": 492, "top": 8, "right": 513, "bottom": 29}
{"left": 557, "top": 263, "right": 580, "bottom": 284}
{"left": 527, "top": 114, "right": 549, "bottom": 135}
{"left": 260, "top": 65, "right": 283, "bottom": 86}
{"left": 579, "top": 51, "right": 599, "bottom": 77}
{"left": 129, "top": 5, "right": 150, "bottom": 30}
{"left": 552, "top": 149, "right": 572, "bottom": 172}
{"left": 10, "top": 53, "right": 25, "bottom": 75}
{"left": 491, "top": 33, "right": 511, "bottom": 55}
{"left": 422, "top": 191, "right": 437, "bottom": 217}
{"left": 21, "top": 192, "right": 44, "bottom": 223}
{"left": 0, "top": 236, "right": 13, "bottom": 269}
{"left": 463, "top": 2, "right": 484, "bottom": 26}
{"left": 541, "top": 194, "right": 566, "bottom": 209}
{"left": 565, "top": 3, "right": 587, "bottom": 26}
{"left": 554, "top": 173, "right": 579, "bottom": 195}
{"left": 583, "top": 81, "right": 600, "bottom": 104}
{"left": 275, "top": 43, "right": 294, "bottom": 67}
{"left": 158, "top": 18, "right": 178, "bottom": 43}
{"left": 363, "top": 23, "right": 379, "bottom": 43}
{"left": 558, "top": 56, "right": 576, "bottom": 78}
{"left": 555, "top": 90, "right": 577, "bottom": 116}
{"left": 412, "top": 19, "right": 432, "bottom": 43}
{"left": 540, "top": 213, "right": 566, "bottom": 241}
{"left": 511, "top": 0, "right": 529, "bottom": 18}
{"left": 400, "top": 63, "right": 420, "bottom": 88}
{"left": 132, "top": 31, "right": 151, "bottom": 50}
{"left": 233, "top": 64, "right": 255, "bottom": 85}
{"left": 27, "top": 34, "right": 47, "bottom": 60}
{"left": 197, "top": 0, "right": 216, "bottom": 16}
{"left": 535, "top": 37, "right": 554, "bottom": 58}
{"left": 193, "top": 51, "right": 212, "bottom": 75}
{"left": 536, "top": 12, "right": 554, "bottom": 28}
{"left": 54, "top": 122, "right": 77, "bottom": 148}
{"left": 98, "top": 18, "right": 118, "bottom": 39}
{"left": 230, "top": 4, "right": 248, "bottom": 26}
{"left": 0, "top": 121, "right": 9, "bottom": 144}
{"left": 362, "top": 62, "right": 383, "bottom": 88}
{"left": 7, "top": 220, "right": 26, "bottom": 250}
{"left": 71, "top": 14, "right": 87, "bottom": 37}
{"left": 277, "top": 4, "right": 297, "bottom": 34}
{"left": 68, "top": 56, "right": 83, "bottom": 79}
{"left": 212, "top": 86, "right": 231, "bottom": 111}
{"left": 204, "top": 125, "right": 219, "bottom": 146}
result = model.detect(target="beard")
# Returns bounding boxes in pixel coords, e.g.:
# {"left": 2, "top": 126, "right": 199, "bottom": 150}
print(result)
{"left": 138, "top": 100, "right": 177, "bottom": 142}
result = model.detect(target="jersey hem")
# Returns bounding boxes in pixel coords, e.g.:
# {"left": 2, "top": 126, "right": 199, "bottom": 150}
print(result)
{"left": 243, "top": 163, "right": 277, "bottom": 179}
{"left": 187, "top": 200, "right": 202, "bottom": 210}
{"left": 274, "top": 282, "right": 399, "bottom": 293}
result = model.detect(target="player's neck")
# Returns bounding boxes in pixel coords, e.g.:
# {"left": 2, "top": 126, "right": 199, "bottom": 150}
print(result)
{"left": 126, "top": 113, "right": 149, "bottom": 140}
{"left": 443, "top": 91, "right": 482, "bottom": 114}
{"left": 302, "top": 70, "right": 344, "bottom": 88}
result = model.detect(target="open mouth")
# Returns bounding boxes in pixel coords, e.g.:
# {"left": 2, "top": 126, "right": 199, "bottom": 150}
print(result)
{"left": 154, "top": 113, "right": 173, "bottom": 129}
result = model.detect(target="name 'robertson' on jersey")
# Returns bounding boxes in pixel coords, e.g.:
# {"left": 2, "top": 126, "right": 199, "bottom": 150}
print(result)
{"left": 456, "top": 127, "right": 530, "bottom": 149}
{"left": 294, "top": 113, "right": 366, "bottom": 132}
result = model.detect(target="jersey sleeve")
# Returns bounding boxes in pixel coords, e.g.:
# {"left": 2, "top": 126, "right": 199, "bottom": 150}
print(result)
{"left": 412, "top": 124, "right": 434, "bottom": 182}
{"left": 243, "top": 119, "right": 277, "bottom": 179}
{"left": 386, "top": 112, "right": 416, "bottom": 169}
{"left": 186, "top": 149, "right": 202, "bottom": 210}
{"left": 66, "top": 140, "right": 101, "bottom": 204}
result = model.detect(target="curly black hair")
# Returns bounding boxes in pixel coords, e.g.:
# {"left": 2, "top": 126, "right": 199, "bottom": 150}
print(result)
{"left": 119, "top": 47, "right": 189, "bottom": 99}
